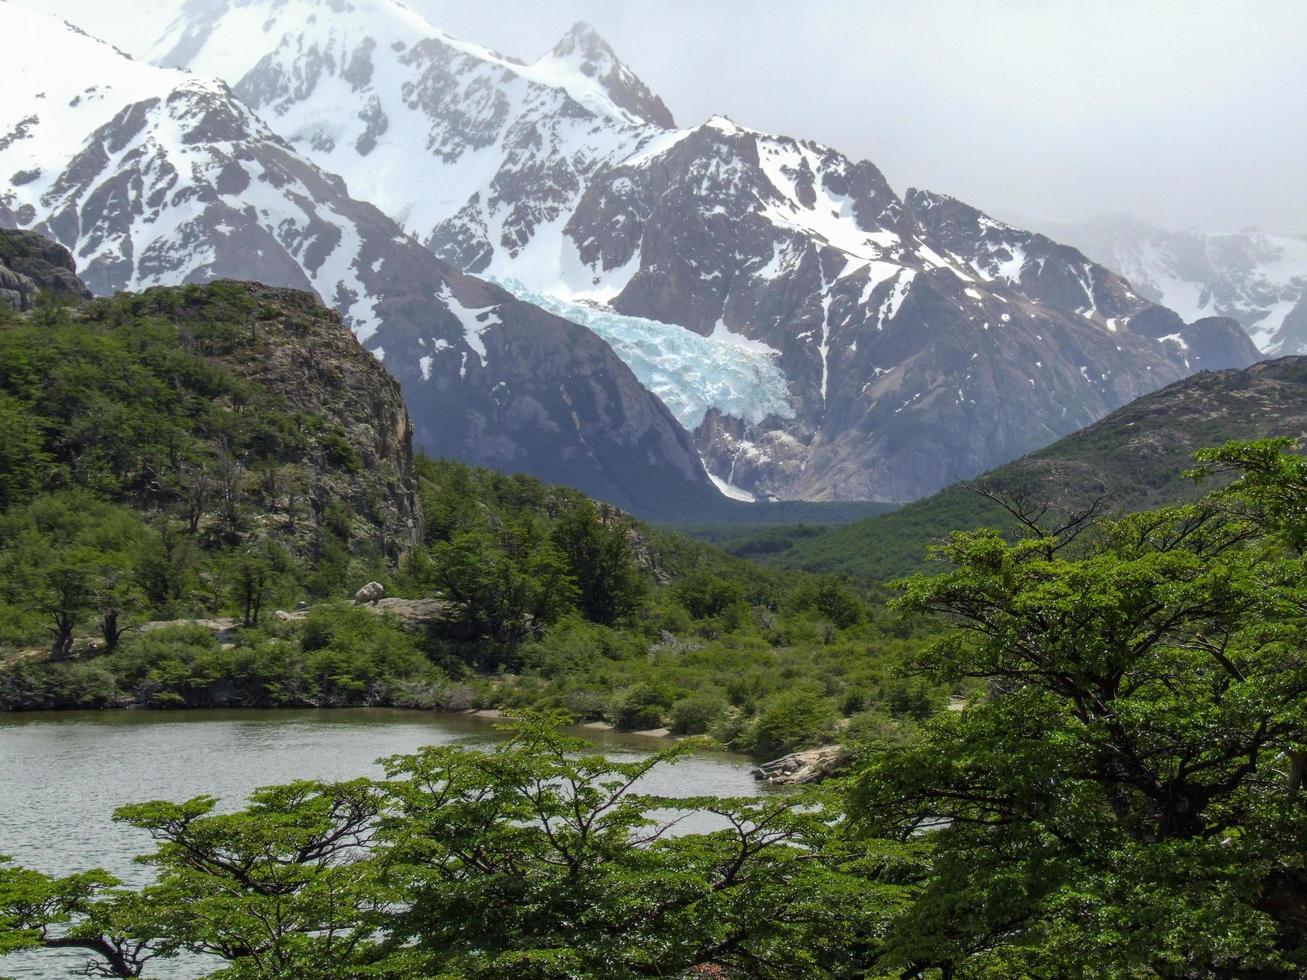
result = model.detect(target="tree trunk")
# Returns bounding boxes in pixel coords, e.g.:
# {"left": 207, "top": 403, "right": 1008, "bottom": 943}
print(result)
{"left": 50, "top": 617, "right": 75, "bottom": 660}
{"left": 101, "top": 609, "right": 121, "bottom": 650}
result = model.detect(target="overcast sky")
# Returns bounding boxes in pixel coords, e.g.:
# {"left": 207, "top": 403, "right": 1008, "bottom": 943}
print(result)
{"left": 411, "top": 0, "right": 1306, "bottom": 234}
{"left": 30, "top": 0, "right": 1307, "bottom": 234}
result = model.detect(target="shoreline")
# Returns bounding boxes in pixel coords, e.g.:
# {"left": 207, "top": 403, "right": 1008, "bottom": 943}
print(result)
{"left": 0, "top": 703, "right": 763, "bottom": 758}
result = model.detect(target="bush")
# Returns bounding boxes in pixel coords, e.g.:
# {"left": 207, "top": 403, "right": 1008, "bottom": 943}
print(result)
{"left": 669, "top": 693, "right": 729, "bottom": 735}
{"left": 611, "top": 684, "right": 669, "bottom": 731}
{"left": 746, "top": 689, "right": 836, "bottom": 757}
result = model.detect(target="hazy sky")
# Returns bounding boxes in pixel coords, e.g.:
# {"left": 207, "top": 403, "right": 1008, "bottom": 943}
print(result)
{"left": 29, "top": 0, "right": 1307, "bottom": 233}
{"left": 411, "top": 0, "right": 1306, "bottom": 234}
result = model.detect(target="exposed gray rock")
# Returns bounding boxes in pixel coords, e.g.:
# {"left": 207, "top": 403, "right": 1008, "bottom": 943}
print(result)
{"left": 751, "top": 745, "right": 847, "bottom": 785}
{"left": 0, "top": 229, "right": 93, "bottom": 309}
{"left": 353, "top": 581, "right": 386, "bottom": 604}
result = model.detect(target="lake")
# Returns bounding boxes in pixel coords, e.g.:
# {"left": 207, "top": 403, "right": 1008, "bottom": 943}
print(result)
{"left": 0, "top": 708, "right": 766, "bottom": 979}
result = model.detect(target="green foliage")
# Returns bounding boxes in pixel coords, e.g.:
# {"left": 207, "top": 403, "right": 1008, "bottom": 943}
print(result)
{"left": 0, "top": 491, "right": 150, "bottom": 656}
{"left": 0, "top": 283, "right": 407, "bottom": 657}
{"left": 0, "top": 291, "right": 927, "bottom": 755}
{"left": 0, "top": 717, "right": 910, "bottom": 978}
{"left": 748, "top": 688, "right": 837, "bottom": 757}
{"left": 670, "top": 568, "right": 748, "bottom": 620}
{"left": 550, "top": 498, "right": 648, "bottom": 625}
{"left": 425, "top": 523, "right": 576, "bottom": 643}
{"left": 847, "top": 439, "right": 1307, "bottom": 976}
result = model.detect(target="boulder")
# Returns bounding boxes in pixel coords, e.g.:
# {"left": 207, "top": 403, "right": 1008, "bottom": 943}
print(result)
{"left": 353, "top": 581, "right": 385, "bottom": 604}
{"left": 751, "top": 745, "right": 848, "bottom": 785}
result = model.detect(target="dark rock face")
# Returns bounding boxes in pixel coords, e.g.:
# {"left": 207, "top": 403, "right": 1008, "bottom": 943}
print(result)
{"left": 1177, "top": 317, "right": 1265, "bottom": 372}
{"left": 369, "top": 272, "right": 724, "bottom": 519}
{"left": 1277, "top": 296, "right": 1307, "bottom": 355}
{"left": 904, "top": 189, "right": 1142, "bottom": 318}
{"left": 0, "top": 229, "right": 92, "bottom": 310}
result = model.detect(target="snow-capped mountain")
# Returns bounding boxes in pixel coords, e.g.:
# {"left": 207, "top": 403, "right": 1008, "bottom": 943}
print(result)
{"left": 1040, "top": 214, "right": 1307, "bottom": 355}
{"left": 109, "top": 0, "right": 1259, "bottom": 502}
{"left": 15, "top": 0, "right": 1264, "bottom": 503}
{"left": 0, "top": 2, "right": 721, "bottom": 518}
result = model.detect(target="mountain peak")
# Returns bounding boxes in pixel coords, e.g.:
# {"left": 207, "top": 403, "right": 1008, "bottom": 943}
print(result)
{"left": 550, "top": 21, "right": 612, "bottom": 59}
{"left": 538, "top": 20, "right": 675, "bottom": 129}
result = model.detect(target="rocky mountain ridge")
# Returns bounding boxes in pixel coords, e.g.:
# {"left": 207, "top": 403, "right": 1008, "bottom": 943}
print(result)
{"left": 1038, "top": 214, "right": 1307, "bottom": 355}
{"left": 755, "top": 355, "right": 1307, "bottom": 580}
{"left": 0, "top": 3, "right": 721, "bottom": 518}
{"left": 110, "top": 0, "right": 1260, "bottom": 502}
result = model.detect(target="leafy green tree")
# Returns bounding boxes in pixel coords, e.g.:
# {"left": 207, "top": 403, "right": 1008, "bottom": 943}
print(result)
{"left": 0, "top": 392, "right": 49, "bottom": 509}
{"left": 669, "top": 692, "right": 731, "bottom": 735}
{"left": 786, "top": 578, "right": 863, "bottom": 630}
{"left": 851, "top": 442, "right": 1307, "bottom": 977}
{"left": 750, "top": 689, "right": 837, "bottom": 757}
{"left": 0, "top": 856, "right": 152, "bottom": 977}
{"left": 0, "top": 493, "right": 149, "bottom": 656}
{"left": 428, "top": 521, "right": 577, "bottom": 643}
{"left": 374, "top": 716, "right": 902, "bottom": 978}
{"left": 224, "top": 539, "right": 297, "bottom": 627}
{"left": 551, "top": 500, "right": 648, "bottom": 625}
{"left": 671, "top": 568, "right": 748, "bottom": 620}
{"left": 1, "top": 717, "right": 910, "bottom": 979}
{"left": 113, "top": 782, "right": 386, "bottom": 979}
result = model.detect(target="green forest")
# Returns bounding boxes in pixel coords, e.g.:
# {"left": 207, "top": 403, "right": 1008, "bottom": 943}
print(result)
{"left": 2, "top": 288, "right": 1305, "bottom": 976}
{"left": 0, "top": 287, "right": 938, "bottom": 757}
{"left": 4, "top": 440, "right": 1306, "bottom": 977}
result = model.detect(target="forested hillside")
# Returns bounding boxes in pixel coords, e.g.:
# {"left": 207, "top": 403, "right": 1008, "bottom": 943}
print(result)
{"left": 737, "top": 356, "right": 1307, "bottom": 579}
{"left": 0, "top": 249, "right": 937, "bottom": 755}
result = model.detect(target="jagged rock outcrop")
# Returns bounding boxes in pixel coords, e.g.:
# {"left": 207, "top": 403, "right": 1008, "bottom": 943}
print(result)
{"left": 0, "top": 228, "right": 92, "bottom": 309}
{"left": 163, "top": 281, "right": 424, "bottom": 556}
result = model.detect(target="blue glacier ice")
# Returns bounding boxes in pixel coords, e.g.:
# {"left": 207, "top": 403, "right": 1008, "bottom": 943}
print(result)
{"left": 494, "top": 279, "right": 795, "bottom": 431}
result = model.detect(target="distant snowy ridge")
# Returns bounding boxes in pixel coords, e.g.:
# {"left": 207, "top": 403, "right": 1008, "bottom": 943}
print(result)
{"left": 1038, "top": 215, "right": 1307, "bottom": 354}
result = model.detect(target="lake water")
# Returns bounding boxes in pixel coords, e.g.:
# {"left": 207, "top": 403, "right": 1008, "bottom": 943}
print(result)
{"left": 0, "top": 709, "right": 765, "bottom": 979}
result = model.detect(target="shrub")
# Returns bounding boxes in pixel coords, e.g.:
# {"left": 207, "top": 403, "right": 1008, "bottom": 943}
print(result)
{"left": 669, "top": 693, "right": 729, "bottom": 735}
{"left": 746, "top": 689, "right": 836, "bottom": 757}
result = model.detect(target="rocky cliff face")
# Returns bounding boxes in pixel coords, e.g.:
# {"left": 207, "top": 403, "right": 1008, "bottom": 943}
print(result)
{"left": 0, "top": 228, "right": 423, "bottom": 558}
{"left": 0, "top": 5, "right": 720, "bottom": 517}
{"left": 0, "top": 228, "right": 93, "bottom": 310}
{"left": 165, "top": 279, "right": 424, "bottom": 557}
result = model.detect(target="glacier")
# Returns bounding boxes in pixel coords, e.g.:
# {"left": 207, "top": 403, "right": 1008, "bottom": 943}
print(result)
{"left": 495, "top": 280, "right": 795, "bottom": 431}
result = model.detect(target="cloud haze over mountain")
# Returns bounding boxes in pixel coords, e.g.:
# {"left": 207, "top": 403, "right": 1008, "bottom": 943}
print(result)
{"left": 413, "top": 0, "right": 1305, "bottom": 235}
{"left": 27, "top": 0, "right": 1304, "bottom": 233}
